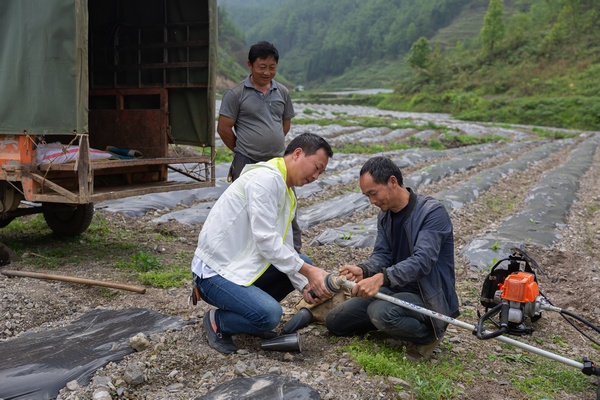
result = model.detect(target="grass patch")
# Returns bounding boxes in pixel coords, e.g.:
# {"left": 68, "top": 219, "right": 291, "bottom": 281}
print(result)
{"left": 331, "top": 133, "right": 506, "bottom": 155}
{"left": 294, "top": 115, "right": 455, "bottom": 132}
{"left": 114, "top": 251, "right": 191, "bottom": 288}
{"left": 1, "top": 215, "right": 127, "bottom": 269}
{"left": 346, "top": 337, "right": 467, "bottom": 399}
{"left": 348, "top": 336, "right": 591, "bottom": 399}
{"left": 498, "top": 353, "right": 591, "bottom": 398}
{"left": 334, "top": 142, "right": 412, "bottom": 154}
{"left": 137, "top": 266, "right": 190, "bottom": 288}
{"left": 456, "top": 96, "right": 600, "bottom": 131}
{"left": 1, "top": 213, "right": 190, "bottom": 289}
{"left": 531, "top": 127, "right": 579, "bottom": 140}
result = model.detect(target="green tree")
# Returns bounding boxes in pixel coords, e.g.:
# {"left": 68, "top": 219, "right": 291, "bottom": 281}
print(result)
{"left": 480, "top": 0, "right": 505, "bottom": 57}
{"left": 407, "top": 37, "right": 432, "bottom": 70}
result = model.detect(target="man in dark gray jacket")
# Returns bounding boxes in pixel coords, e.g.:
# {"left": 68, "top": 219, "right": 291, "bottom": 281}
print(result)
{"left": 325, "top": 156, "right": 459, "bottom": 360}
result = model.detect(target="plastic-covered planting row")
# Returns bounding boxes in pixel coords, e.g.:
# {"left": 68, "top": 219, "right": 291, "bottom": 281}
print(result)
{"left": 310, "top": 138, "right": 580, "bottom": 249}
{"left": 462, "top": 134, "right": 600, "bottom": 269}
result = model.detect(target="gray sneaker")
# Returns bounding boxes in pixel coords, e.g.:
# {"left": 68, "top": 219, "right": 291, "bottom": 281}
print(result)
{"left": 203, "top": 309, "right": 238, "bottom": 354}
{"left": 405, "top": 337, "right": 443, "bottom": 361}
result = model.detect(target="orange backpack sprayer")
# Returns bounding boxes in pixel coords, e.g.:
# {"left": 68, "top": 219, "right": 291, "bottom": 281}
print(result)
{"left": 476, "top": 248, "right": 548, "bottom": 338}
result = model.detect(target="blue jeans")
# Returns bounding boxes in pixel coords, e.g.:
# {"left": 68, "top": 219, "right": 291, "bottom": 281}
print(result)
{"left": 195, "top": 254, "right": 312, "bottom": 336}
{"left": 325, "top": 288, "right": 436, "bottom": 345}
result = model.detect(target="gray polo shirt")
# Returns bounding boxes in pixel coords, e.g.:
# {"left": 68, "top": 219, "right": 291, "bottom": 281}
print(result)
{"left": 219, "top": 76, "right": 295, "bottom": 161}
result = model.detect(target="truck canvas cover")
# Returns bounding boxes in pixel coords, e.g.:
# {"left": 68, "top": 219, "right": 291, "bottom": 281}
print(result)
{"left": 0, "top": 0, "right": 215, "bottom": 147}
{"left": 0, "top": 0, "right": 89, "bottom": 135}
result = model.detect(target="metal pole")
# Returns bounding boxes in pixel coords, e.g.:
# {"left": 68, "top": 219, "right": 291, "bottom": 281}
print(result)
{"left": 336, "top": 277, "right": 584, "bottom": 370}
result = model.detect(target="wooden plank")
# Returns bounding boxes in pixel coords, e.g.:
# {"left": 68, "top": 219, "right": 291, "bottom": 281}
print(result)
{"left": 26, "top": 180, "right": 213, "bottom": 204}
{"left": 38, "top": 156, "right": 211, "bottom": 171}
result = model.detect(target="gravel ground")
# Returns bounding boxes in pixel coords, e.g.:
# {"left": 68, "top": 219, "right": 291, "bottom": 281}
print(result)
{"left": 1, "top": 133, "right": 600, "bottom": 399}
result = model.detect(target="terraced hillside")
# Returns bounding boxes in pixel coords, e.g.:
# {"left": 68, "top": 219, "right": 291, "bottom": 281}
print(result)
{"left": 1, "top": 104, "right": 599, "bottom": 399}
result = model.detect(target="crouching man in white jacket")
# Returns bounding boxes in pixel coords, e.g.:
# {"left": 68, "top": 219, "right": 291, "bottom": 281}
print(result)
{"left": 192, "top": 132, "right": 334, "bottom": 354}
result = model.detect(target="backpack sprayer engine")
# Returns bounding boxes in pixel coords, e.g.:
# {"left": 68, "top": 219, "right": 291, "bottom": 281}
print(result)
{"left": 478, "top": 271, "right": 543, "bottom": 336}
{"left": 476, "top": 248, "right": 550, "bottom": 339}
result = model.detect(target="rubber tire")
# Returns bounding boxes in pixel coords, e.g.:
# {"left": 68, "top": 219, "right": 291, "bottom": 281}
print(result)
{"left": 43, "top": 203, "right": 94, "bottom": 236}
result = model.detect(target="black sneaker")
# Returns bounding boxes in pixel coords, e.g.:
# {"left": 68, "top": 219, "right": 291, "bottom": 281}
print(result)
{"left": 203, "top": 309, "right": 238, "bottom": 354}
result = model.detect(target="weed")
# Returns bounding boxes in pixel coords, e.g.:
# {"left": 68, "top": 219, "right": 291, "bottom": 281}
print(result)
{"left": 334, "top": 142, "right": 411, "bottom": 154}
{"left": 551, "top": 335, "right": 567, "bottom": 346}
{"left": 531, "top": 127, "right": 579, "bottom": 140}
{"left": 491, "top": 241, "right": 500, "bottom": 251}
{"left": 482, "top": 196, "right": 517, "bottom": 217}
{"left": 428, "top": 139, "right": 445, "bottom": 150}
{"left": 328, "top": 336, "right": 340, "bottom": 344}
{"left": 137, "top": 266, "right": 190, "bottom": 288}
{"left": 113, "top": 251, "right": 190, "bottom": 288}
{"left": 484, "top": 257, "right": 499, "bottom": 269}
{"left": 303, "top": 108, "right": 324, "bottom": 116}
{"left": 586, "top": 204, "right": 599, "bottom": 215}
{"left": 498, "top": 353, "right": 535, "bottom": 365}
{"left": 115, "top": 251, "right": 162, "bottom": 272}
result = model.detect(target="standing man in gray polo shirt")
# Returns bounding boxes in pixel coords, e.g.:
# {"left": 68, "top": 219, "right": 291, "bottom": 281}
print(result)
{"left": 218, "top": 41, "right": 302, "bottom": 252}
{"left": 218, "top": 41, "right": 294, "bottom": 179}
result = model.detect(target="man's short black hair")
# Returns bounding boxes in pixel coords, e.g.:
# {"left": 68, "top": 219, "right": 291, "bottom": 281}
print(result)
{"left": 360, "top": 156, "right": 403, "bottom": 186}
{"left": 284, "top": 133, "right": 333, "bottom": 158}
{"left": 248, "top": 41, "right": 279, "bottom": 64}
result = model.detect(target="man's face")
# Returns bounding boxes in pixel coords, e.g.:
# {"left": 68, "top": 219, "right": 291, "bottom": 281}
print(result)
{"left": 360, "top": 173, "right": 394, "bottom": 211}
{"left": 248, "top": 56, "right": 277, "bottom": 86}
{"left": 289, "top": 148, "right": 329, "bottom": 187}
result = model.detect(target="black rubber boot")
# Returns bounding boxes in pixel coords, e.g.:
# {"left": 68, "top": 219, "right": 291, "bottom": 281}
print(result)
{"left": 281, "top": 307, "right": 313, "bottom": 335}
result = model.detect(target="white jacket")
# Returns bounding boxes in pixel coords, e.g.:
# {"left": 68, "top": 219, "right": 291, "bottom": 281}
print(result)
{"left": 194, "top": 159, "right": 308, "bottom": 291}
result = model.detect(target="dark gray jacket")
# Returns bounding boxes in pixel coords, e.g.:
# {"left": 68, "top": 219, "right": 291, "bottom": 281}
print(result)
{"left": 359, "top": 189, "right": 459, "bottom": 338}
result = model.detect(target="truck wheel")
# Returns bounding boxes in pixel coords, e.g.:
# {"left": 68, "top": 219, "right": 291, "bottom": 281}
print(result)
{"left": 44, "top": 203, "right": 94, "bottom": 236}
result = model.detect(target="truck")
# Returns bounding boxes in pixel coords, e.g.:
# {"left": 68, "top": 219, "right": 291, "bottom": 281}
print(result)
{"left": 0, "top": 0, "right": 217, "bottom": 236}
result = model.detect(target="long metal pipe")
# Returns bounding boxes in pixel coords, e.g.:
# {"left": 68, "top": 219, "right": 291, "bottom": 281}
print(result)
{"left": 330, "top": 275, "right": 585, "bottom": 370}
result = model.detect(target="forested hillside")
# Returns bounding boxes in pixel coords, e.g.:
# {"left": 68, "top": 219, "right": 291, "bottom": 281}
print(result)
{"left": 218, "top": 0, "right": 600, "bottom": 130}
{"left": 221, "top": 0, "right": 487, "bottom": 83}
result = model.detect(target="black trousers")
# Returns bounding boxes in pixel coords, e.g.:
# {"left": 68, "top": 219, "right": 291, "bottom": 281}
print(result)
{"left": 253, "top": 265, "right": 295, "bottom": 303}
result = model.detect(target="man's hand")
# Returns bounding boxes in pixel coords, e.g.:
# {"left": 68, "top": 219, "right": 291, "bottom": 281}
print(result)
{"left": 216, "top": 115, "right": 237, "bottom": 151}
{"left": 352, "top": 273, "right": 384, "bottom": 298}
{"left": 299, "top": 263, "right": 332, "bottom": 303}
{"left": 301, "top": 286, "right": 325, "bottom": 305}
{"left": 339, "top": 265, "right": 363, "bottom": 282}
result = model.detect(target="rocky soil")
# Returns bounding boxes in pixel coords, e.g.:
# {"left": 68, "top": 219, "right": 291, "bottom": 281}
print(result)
{"left": 1, "top": 108, "right": 600, "bottom": 399}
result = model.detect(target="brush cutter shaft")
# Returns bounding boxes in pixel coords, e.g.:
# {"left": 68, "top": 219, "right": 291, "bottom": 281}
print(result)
{"left": 335, "top": 277, "right": 584, "bottom": 370}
